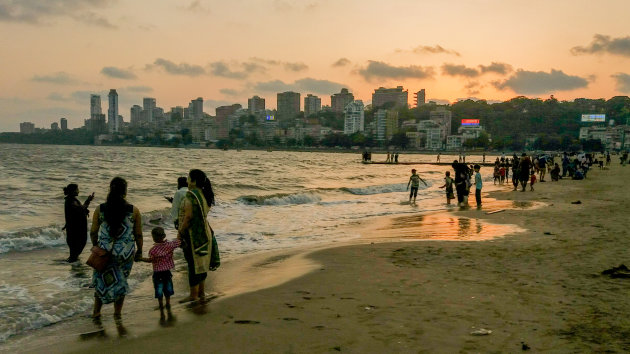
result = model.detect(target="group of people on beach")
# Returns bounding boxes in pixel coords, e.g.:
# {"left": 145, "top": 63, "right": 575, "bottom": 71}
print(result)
{"left": 62, "top": 169, "right": 218, "bottom": 324}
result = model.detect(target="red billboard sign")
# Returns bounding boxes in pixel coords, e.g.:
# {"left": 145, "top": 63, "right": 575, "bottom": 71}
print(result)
{"left": 461, "top": 119, "right": 480, "bottom": 126}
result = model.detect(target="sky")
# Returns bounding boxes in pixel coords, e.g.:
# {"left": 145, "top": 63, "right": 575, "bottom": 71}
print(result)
{"left": 1, "top": 0, "right": 630, "bottom": 132}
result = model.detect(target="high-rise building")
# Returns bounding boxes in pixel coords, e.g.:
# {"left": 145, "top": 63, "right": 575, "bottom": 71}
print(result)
{"left": 19, "top": 122, "right": 35, "bottom": 134}
{"left": 375, "top": 109, "right": 388, "bottom": 141}
{"left": 248, "top": 96, "right": 266, "bottom": 113}
{"left": 215, "top": 104, "right": 242, "bottom": 139}
{"left": 170, "top": 106, "right": 184, "bottom": 120}
{"left": 130, "top": 105, "right": 143, "bottom": 126}
{"left": 60, "top": 118, "right": 68, "bottom": 131}
{"left": 276, "top": 91, "right": 300, "bottom": 123}
{"left": 304, "top": 94, "right": 321, "bottom": 117}
{"left": 51, "top": 122, "right": 59, "bottom": 130}
{"left": 108, "top": 89, "right": 119, "bottom": 133}
{"left": 385, "top": 111, "right": 399, "bottom": 140}
{"left": 344, "top": 100, "right": 364, "bottom": 135}
{"left": 414, "top": 89, "right": 426, "bottom": 107}
{"left": 143, "top": 97, "right": 156, "bottom": 123}
{"left": 429, "top": 107, "right": 452, "bottom": 141}
{"left": 372, "top": 86, "right": 408, "bottom": 109}
{"left": 189, "top": 97, "right": 204, "bottom": 120}
{"left": 331, "top": 88, "right": 354, "bottom": 114}
{"left": 90, "top": 94, "right": 102, "bottom": 119}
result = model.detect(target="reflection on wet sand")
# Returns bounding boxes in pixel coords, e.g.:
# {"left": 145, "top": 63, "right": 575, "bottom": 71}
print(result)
{"left": 377, "top": 213, "right": 523, "bottom": 241}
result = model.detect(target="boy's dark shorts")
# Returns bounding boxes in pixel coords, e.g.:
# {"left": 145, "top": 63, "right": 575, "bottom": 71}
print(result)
{"left": 153, "top": 270, "right": 174, "bottom": 298}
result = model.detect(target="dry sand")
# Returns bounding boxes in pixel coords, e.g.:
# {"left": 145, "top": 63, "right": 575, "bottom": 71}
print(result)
{"left": 26, "top": 162, "right": 630, "bottom": 353}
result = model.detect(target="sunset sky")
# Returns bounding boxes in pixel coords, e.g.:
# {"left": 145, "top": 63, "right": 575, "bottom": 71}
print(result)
{"left": 1, "top": 0, "right": 630, "bottom": 131}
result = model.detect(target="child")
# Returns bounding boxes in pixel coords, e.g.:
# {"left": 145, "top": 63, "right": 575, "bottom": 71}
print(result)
{"left": 499, "top": 165, "right": 506, "bottom": 185}
{"left": 439, "top": 171, "right": 455, "bottom": 205}
{"left": 530, "top": 170, "right": 536, "bottom": 191}
{"left": 474, "top": 165, "right": 482, "bottom": 208}
{"left": 406, "top": 168, "right": 427, "bottom": 205}
{"left": 142, "top": 227, "right": 181, "bottom": 312}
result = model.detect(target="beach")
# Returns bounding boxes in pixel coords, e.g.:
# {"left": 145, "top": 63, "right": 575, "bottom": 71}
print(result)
{"left": 8, "top": 161, "right": 625, "bottom": 353}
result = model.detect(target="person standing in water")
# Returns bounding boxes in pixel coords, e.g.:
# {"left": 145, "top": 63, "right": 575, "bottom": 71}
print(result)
{"left": 63, "top": 184, "right": 94, "bottom": 263}
{"left": 406, "top": 168, "right": 428, "bottom": 205}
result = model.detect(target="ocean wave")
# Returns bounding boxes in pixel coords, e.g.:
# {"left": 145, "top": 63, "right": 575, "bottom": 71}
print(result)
{"left": 237, "top": 192, "right": 322, "bottom": 206}
{"left": 341, "top": 183, "right": 430, "bottom": 195}
{"left": 0, "top": 226, "right": 66, "bottom": 254}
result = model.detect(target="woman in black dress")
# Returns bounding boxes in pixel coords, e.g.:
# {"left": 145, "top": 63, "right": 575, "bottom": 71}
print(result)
{"left": 63, "top": 183, "right": 94, "bottom": 262}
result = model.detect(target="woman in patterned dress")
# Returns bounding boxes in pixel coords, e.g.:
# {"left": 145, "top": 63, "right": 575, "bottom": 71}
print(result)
{"left": 89, "top": 177, "right": 143, "bottom": 319}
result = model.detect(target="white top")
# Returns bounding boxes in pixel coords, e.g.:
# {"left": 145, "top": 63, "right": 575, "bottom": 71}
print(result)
{"left": 170, "top": 187, "right": 188, "bottom": 221}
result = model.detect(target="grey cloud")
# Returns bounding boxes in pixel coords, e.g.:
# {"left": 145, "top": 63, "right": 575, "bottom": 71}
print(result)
{"left": 358, "top": 60, "right": 434, "bottom": 81}
{"left": 220, "top": 88, "right": 240, "bottom": 96}
{"left": 283, "top": 62, "right": 308, "bottom": 72}
{"left": 204, "top": 99, "right": 240, "bottom": 112}
{"left": 0, "top": 0, "right": 117, "bottom": 27}
{"left": 31, "top": 72, "right": 77, "bottom": 85}
{"left": 332, "top": 58, "right": 351, "bottom": 67}
{"left": 426, "top": 98, "right": 451, "bottom": 105}
{"left": 493, "top": 69, "right": 589, "bottom": 94}
{"left": 253, "top": 80, "right": 294, "bottom": 92}
{"left": 183, "top": 0, "right": 211, "bottom": 13}
{"left": 612, "top": 73, "right": 630, "bottom": 93}
{"left": 249, "top": 57, "right": 280, "bottom": 66}
{"left": 47, "top": 92, "right": 68, "bottom": 101}
{"left": 101, "top": 66, "right": 137, "bottom": 79}
{"left": 151, "top": 58, "right": 206, "bottom": 76}
{"left": 413, "top": 45, "right": 460, "bottom": 57}
{"left": 210, "top": 61, "right": 266, "bottom": 79}
{"left": 252, "top": 78, "right": 345, "bottom": 94}
{"left": 441, "top": 64, "right": 480, "bottom": 78}
{"left": 571, "top": 34, "right": 630, "bottom": 57}
{"left": 125, "top": 85, "right": 153, "bottom": 93}
{"left": 479, "top": 62, "right": 512, "bottom": 75}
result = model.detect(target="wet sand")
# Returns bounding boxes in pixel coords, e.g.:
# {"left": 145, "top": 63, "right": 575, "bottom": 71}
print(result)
{"left": 15, "top": 163, "right": 630, "bottom": 353}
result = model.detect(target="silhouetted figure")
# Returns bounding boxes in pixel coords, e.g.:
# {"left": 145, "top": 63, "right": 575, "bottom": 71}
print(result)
{"left": 63, "top": 184, "right": 94, "bottom": 263}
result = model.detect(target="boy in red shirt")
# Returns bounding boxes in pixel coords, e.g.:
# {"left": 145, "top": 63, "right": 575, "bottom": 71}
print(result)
{"left": 142, "top": 227, "right": 181, "bottom": 312}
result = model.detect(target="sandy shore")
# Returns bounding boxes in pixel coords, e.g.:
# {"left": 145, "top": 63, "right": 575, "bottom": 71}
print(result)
{"left": 19, "top": 162, "right": 630, "bottom": 353}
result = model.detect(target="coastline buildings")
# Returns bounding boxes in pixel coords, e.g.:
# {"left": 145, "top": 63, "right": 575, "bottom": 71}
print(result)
{"left": 343, "top": 100, "right": 364, "bottom": 135}
{"left": 415, "top": 89, "right": 426, "bottom": 106}
{"left": 429, "top": 107, "right": 452, "bottom": 141}
{"left": 107, "top": 89, "right": 119, "bottom": 133}
{"left": 90, "top": 95, "right": 102, "bottom": 119}
{"left": 130, "top": 105, "right": 143, "bottom": 127}
{"left": 304, "top": 94, "right": 321, "bottom": 117}
{"left": 60, "top": 118, "right": 68, "bottom": 131}
{"left": 277, "top": 91, "right": 300, "bottom": 124}
{"left": 143, "top": 98, "right": 156, "bottom": 123}
{"left": 216, "top": 104, "right": 242, "bottom": 139}
{"left": 331, "top": 88, "right": 354, "bottom": 114}
{"left": 248, "top": 96, "right": 266, "bottom": 114}
{"left": 20, "top": 122, "right": 35, "bottom": 134}
{"left": 372, "top": 86, "right": 408, "bottom": 109}
{"left": 189, "top": 97, "right": 204, "bottom": 120}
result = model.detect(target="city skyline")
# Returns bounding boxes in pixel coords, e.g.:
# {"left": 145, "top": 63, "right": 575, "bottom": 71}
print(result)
{"left": 1, "top": 0, "right": 630, "bottom": 131}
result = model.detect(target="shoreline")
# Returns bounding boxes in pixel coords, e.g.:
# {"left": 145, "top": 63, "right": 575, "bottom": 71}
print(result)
{"left": 11, "top": 163, "right": 630, "bottom": 352}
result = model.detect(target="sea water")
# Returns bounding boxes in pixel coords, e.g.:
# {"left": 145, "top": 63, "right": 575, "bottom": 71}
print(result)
{"left": 0, "top": 144, "right": 485, "bottom": 343}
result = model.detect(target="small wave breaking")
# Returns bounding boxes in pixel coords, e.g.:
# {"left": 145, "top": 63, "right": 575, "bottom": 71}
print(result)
{"left": 237, "top": 192, "right": 322, "bottom": 206}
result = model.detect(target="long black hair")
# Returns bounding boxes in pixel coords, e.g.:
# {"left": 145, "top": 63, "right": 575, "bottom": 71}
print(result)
{"left": 63, "top": 183, "right": 79, "bottom": 197}
{"left": 189, "top": 169, "right": 215, "bottom": 206}
{"left": 105, "top": 177, "right": 128, "bottom": 233}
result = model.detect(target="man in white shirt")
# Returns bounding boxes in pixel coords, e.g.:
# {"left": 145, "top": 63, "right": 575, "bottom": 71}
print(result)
{"left": 165, "top": 177, "right": 188, "bottom": 229}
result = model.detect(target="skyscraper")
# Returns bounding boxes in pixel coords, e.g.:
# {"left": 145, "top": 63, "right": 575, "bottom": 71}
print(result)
{"left": 130, "top": 105, "right": 143, "bottom": 126}
{"left": 143, "top": 97, "right": 156, "bottom": 123}
{"left": 331, "top": 88, "right": 354, "bottom": 114}
{"left": 190, "top": 97, "right": 204, "bottom": 120}
{"left": 215, "top": 104, "right": 242, "bottom": 139}
{"left": 276, "top": 91, "right": 300, "bottom": 124}
{"left": 304, "top": 94, "right": 321, "bottom": 117}
{"left": 90, "top": 94, "right": 102, "bottom": 119}
{"left": 108, "top": 89, "right": 119, "bottom": 133}
{"left": 372, "top": 86, "right": 408, "bottom": 109}
{"left": 248, "top": 96, "right": 266, "bottom": 113}
{"left": 414, "top": 89, "right": 426, "bottom": 107}
{"left": 60, "top": 118, "right": 68, "bottom": 131}
{"left": 344, "top": 100, "right": 365, "bottom": 135}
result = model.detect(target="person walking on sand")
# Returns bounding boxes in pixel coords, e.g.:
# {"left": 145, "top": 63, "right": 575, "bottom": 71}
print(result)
{"left": 140, "top": 227, "right": 180, "bottom": 316}
{"left": 530, "top": 170, "right": 536, "bottom": 191}
{"left": 437, "top": 153, "right": 441, "bottom": 162}
{"left": 474, "top": 164, "right": 482, "bottom": 208}
{"left": 165, "top": 177, "right": 188, "bottom": 229}
{"left": 63, "top": 184, "right": 94, "bottom": 263}
{"left": 90, "top": 177, "right": 143, "bottom": 322}
{"left": 439, "top": 171, "right": 455, "bottom": 205}
{"left": 519, "top": 153, "right": 531, "bottom": 192}
{"left": 482, "top": 153, "right": 486, "bottom": 163}
{"left": 386, "top": 151, "right": 391, "bottom": 163}
{"left": 406, "top": 168, "right": 427, "bottom": 205}
{"left": 178, "top": 169, "right": 218, "bottom": 304}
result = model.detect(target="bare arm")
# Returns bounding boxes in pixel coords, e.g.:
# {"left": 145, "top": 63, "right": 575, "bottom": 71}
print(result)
{"left": 89, "top": 205, "right": 101, "bottom": 246}
{"left": 133, "top": 206, "right": 143, "bottom": 261}
{"left": 177, "top": 198, "right": 193, "bottom": 239}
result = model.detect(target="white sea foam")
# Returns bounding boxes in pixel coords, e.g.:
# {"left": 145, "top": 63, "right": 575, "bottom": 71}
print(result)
{"left": 237, "top": 192, "right": 322, "bottom": 206}
{"left": 342, "top": 182, "right": 431, "bottom": 195}
{"left": 0, "top": 227, "right": 66, "bottom": 254}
